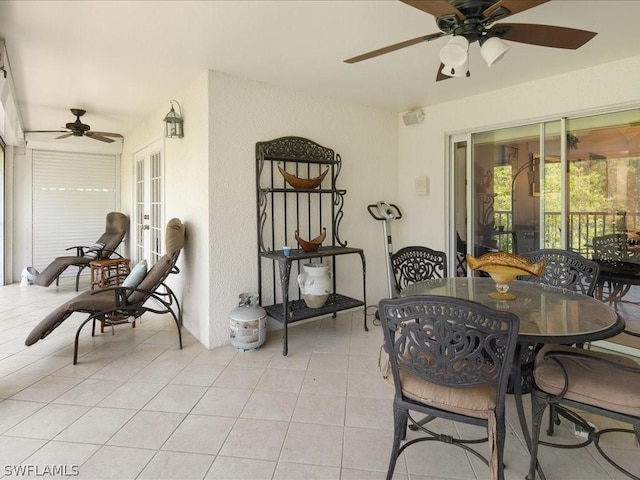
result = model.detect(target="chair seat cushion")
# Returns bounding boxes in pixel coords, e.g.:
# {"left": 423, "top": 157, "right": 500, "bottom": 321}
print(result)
{"left": 534, "top": 344, "right": 640, "bottom": 417}
{"left": 385, "top": 368, "right": 497, "bottom": 420}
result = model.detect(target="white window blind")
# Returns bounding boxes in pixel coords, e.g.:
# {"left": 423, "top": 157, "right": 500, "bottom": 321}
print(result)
{"left": 32, "top": 150, "right": 117, "bottom": 273}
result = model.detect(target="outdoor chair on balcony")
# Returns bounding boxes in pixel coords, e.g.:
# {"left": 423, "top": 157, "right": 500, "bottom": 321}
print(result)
{"left": 593, "top": 233, "right": 632, "bottom": 262}
{"left": 527, "top": 344, "right": 640, "bottom": 480}
{"left": 25, "top": 218, "right": 185, "bottom": 364}
{"left": 33, "top": 211, "right": 129, "bottom": 291}
{"left": 390, "top": 246, "right": 448, "bottom": 294}
{"left": 378, "top": 295, "right": 519, "bottom": 480}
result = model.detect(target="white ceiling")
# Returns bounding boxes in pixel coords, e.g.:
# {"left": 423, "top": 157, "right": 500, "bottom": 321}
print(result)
{"left": 2, "top": 0, "right": 640, "bottom": 139}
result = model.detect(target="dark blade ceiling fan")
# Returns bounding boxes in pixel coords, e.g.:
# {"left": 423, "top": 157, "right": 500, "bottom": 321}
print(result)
{"left": 25, "top": 108, "right": 123, "bottom": 143}
{"left": 344, "top": 0, "right": 597, "bottom": 81}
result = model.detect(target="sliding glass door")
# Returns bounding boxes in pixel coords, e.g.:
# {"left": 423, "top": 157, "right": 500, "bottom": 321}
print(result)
{"left": 456, "top": 109, "right": 640, "bottom": 258}
{"left": 451, "top": 108, "right": 640, "bottom": 349}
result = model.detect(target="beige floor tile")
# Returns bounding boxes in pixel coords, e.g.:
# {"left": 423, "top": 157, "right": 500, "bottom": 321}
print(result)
{"left": 240, "top": 390, "right": 297, "bottom": 422}
{"left": 307, "top": 352, "right": 349, "bottom": 372}
{"left": 138, "top": 451, "right": 214, "bottom": 480}
{"left": 255, "top": 368, "right": 305, "bottom": 393}
{"left": 162, "top": 414, "right": 235, "bottom": 455}
{"left": 191, "top": 387, "right": 252, "bottom": 417}
{"left": 273, "top": 462, "right": 341, "bottom": 480}
{"left": 205, "top": 456, "right": 276, "bottom": 480}
{"left": 55, "top": 406, "right": 137, "bottom": 444}
{"left": 292, "top": 393, "right": 346, "bottom": 426}
{"left": 0, "top": 399, "right": 46, "bottom": 434}
{"left": 218, "top": 418, "right": 289, "bottom": 461}
{"left": 52, "top": 378, "right": 122, "bottom": 406}
{"left": 301, "top": 370, "right": 348, "bottom": 396}
{"left": 74, "top": 445, "right": 156, "bottom": 479}
{"left": 213, "top": 365, "right": 265, "bottom": 389}
{"left": 5, "top": 403, "right": 90, "bottom": 440}
{"left": 342, "top": 426, "right": 407, "bottom": 474}
{"left": 340, "top": 468, "right": 409, "bottom": 479}
{"left": 0, "top": 436, "right": 47, "bottom": 466}
{"left": 142, "top": 384, "right": 207, "bottom": 413}
{"left": 279, "top": 422, "right": 344, "bottom": 467}
{"left": 10, "top": 375, "right": 83, "bottom": 403}
{"left": 347, "top": 372, "right": 394, "bottom": 399}
{"left": 97, "top": 381, "right": 165, "bottom": 410}
{"left": 170, "top": 362, "right": 225, "bottom": 386}
{"left": 23, "top": 441, "right": 100, "bottom": 475}
{"left": 345, "top": 396, "right": 394, "bottom": 430}
{"left": 267, "top": 350, "right": 311, "bottom": 370}
{"left": 106, "top": 410, "right": 184, "bottom": 449}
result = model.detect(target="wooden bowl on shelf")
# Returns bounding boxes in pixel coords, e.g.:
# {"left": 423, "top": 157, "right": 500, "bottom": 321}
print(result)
{"left": 295, "top": 228, "right": 327, "bottom": 252}
{"left": 278, "top": 164, "right": 329, "bottom": 189}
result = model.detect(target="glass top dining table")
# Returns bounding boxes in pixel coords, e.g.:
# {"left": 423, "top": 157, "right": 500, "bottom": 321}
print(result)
{"left": 401, "top": 277, "right": 624, "bottom": 344}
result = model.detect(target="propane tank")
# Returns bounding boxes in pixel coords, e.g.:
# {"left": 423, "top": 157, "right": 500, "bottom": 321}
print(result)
{"left": 229, "top": 293, "right": 267, "bottom": 350}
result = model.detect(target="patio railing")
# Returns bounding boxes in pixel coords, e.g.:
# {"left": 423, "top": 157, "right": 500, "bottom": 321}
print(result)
{"left": 491, "top": 211, "right": 638, "bottom": 256}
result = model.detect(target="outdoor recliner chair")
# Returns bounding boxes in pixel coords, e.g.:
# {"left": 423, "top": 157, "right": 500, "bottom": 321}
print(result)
{"left": 25, "top": 218, "right": 185, "bottom": 365}
{"left": 33, "top": 211, "right": 129, "bottom": 291}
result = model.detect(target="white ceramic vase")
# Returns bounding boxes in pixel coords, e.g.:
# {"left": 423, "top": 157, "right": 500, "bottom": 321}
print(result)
{"left": 297, "top": 263, "right": 332, "bottom": 308}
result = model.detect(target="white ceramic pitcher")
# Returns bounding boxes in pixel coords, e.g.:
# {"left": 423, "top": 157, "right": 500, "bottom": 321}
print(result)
{"left": 297, "top": 263, "right": 332, "bottom": 308}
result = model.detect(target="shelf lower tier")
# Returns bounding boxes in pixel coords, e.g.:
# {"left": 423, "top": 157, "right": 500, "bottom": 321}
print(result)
{"left": 263, "top": 294, "right": 364, "bottom": 324}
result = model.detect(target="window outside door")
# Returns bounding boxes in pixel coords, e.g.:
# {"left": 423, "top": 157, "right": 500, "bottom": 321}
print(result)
{"left": 133, "top": 139, "right": 164, "bottom": 266}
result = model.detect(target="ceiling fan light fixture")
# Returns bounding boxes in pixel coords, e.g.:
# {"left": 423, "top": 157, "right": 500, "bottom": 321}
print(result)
{"left": 441, "top": 58, "right": 470, "bottom": 78}
{"left": 439, "top": 35, "right": 469, "bottom": 67}
{"left": 480, "top": 36, "right": 510, "bottom": 67}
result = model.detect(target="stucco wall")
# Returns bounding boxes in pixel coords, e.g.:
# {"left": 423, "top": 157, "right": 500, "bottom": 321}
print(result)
{"left": 120, "top": 71, "right": 210, "bottom": 347}
{"left": 119, "top": 70, "right": 397, "bottom": 350}
{"left": 207, "top": 71, "right": 398, "bottom": 348}
{"left": 397, "top": 55, "right": 640, "bottom": 253}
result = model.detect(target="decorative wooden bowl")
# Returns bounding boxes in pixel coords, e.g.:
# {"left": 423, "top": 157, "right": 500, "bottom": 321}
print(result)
{"left": 466, "top": 252, "right": 545, "bottom": 300}
{"left": 278, "top": 164, "right": 329, "bottom": 189}
{"left": 295, "top": 228, "right": 327, "bottom": 252}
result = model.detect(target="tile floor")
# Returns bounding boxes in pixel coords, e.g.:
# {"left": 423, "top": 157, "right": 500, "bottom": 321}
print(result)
{"left": 0, "top": 277, "right": 638, "bottom": 479}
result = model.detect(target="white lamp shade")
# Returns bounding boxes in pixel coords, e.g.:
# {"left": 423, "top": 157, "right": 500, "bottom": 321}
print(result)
{"left": 439, "top": 36, "right": 469, "bottom": 66}
{"left": 481, "top": 36, "right": 510, "bottom": 66}
{"left": 440, "top": 59, "right": 469, "bottom": 78}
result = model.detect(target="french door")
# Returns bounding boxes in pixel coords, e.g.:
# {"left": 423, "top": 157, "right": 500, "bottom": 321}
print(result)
{"left": 133, "top": 139, "right": 164, "bottom": 266}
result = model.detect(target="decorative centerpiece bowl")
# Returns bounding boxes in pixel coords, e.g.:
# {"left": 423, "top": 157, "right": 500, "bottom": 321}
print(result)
{"left": 466, "top": 252, "right": 545, "bottom": 300}
{"left": 278, "top": 164, "right": 329, "bottom": 190}
{"left": 295, "top": 228, "right": 327, "bottom": 252}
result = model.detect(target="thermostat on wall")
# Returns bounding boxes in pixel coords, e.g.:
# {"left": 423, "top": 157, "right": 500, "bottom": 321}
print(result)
{"left": 415, "top": 176, "right": 429, "bottom": 196}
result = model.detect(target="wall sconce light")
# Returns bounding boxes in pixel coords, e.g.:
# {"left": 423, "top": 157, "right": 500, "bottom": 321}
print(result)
{"left": 164, "top": 100, "right": 184, "bottom": 138}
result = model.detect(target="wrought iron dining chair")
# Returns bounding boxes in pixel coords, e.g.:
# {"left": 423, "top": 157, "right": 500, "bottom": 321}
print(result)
{"left": 527, "top": 344, "right": 640, "bottom": 480}
{"left": 518, "top": 248, "right": 601, "bottom": 431}
{"left": 390, "top": 246, "right": 448, "bottom": 294}
{"left": 519, "top": 249, "right": 600, "bottom": 296}
{"left": 378, "top": 295, "right": 520, "bottom": 480}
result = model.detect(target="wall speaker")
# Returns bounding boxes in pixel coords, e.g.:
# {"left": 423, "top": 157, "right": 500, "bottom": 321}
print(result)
{"left": 402, "top": 109, "right": 425, "bottom": 126}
